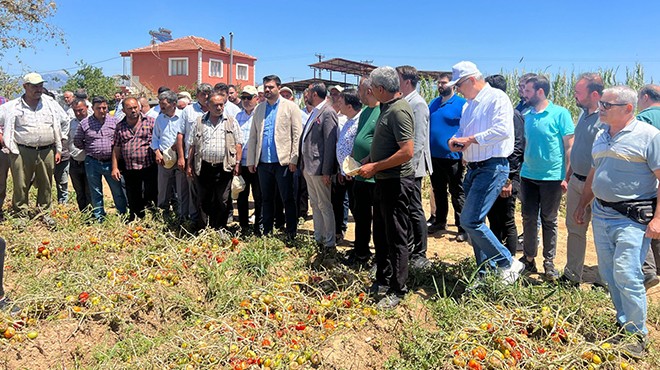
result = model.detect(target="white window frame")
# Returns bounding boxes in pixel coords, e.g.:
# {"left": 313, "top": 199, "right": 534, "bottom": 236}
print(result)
{"left": 209, "top": 58, "right": 224, "bottom": 78}
{"left": 168, "top": 57, "right": 189, "bottom": 76}
{"left": 236, "top": 63, "right": 249, "bottom": 81}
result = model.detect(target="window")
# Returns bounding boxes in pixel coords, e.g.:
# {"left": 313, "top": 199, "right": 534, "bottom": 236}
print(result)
{"left": 168, "top": 57, "right": 188, "bottom": 76}
{"left": 236, "top": 63, "right": 249, "bottom": 81}
{"left": 209, "top": 58, "right": 223, "bottom": 78}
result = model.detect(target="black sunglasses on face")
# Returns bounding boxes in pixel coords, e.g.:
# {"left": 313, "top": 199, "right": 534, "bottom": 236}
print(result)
{"left": 598, "top": 101, "right": 628, "bottom": 110}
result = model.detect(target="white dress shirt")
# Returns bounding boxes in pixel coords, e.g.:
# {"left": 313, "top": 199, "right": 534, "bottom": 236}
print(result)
{"left": 455, "top": 84, "right": 514, "bottom": 162}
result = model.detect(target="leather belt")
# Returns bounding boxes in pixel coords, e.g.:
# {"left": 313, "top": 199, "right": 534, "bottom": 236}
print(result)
{"left": 573, "top": 173, "right": 587, "bottom": 182}
{"left": 17, "top": 143, "right": 55, "bottom": 151}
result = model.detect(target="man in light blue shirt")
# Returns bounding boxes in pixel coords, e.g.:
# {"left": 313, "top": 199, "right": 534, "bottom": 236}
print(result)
{"left": 574, "top": 86, "right": 660, "bottom": 358}
{"left": 519, "top": 75, "right": 574, "bottom": 281}
{"left": 152, "top": 90, "right": 187, "bottom": 220}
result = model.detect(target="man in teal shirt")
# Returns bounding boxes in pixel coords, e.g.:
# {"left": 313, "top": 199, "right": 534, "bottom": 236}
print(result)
{"left": 519, "top": 75, "right": 574, "bottom": 280}
{"left": 637, "top": 84, "right": 660, "bottom": 289}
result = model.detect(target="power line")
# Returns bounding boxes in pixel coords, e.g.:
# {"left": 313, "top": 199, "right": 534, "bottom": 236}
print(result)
{"left": 10, "top": 56, "right": 123, "bottom": 77}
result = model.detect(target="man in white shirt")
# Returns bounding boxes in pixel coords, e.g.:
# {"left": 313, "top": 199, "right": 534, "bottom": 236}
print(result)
{"left": 447, "top": 61, "right": 524, "bottom": 284}
{"left": 213, "top": 83, "right": 241, "bottom": 119}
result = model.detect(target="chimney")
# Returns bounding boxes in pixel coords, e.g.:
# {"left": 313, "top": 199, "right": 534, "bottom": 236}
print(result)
{"left": 220, "top": 36, "right": 226, "bottom": 51}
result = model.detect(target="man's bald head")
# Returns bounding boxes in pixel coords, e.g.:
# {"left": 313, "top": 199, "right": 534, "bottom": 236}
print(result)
{"left": 638, "top": 84, "right": 660, "bottom": 111}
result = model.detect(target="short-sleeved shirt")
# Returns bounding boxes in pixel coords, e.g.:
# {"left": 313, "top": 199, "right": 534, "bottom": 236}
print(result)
{"left": 336, "top": 113, "right": 360, "bottom": 176}
{"left": 152, "top": 109, "right": 184, "bottom": 152}
{"left": 569, "top": 109, "right": 600, "bottom": 177}
{"left": 193, "top": 113, "right": 243, "bottom": 164}
{"left": 370, "top": 98, "right": 415, "bottom": 180}
{"left": 521, "top": 101, "right": 575, "bottom": 181}
{"left": 353, "top": 105, "right": 380, "bottom": 183}
{"left": 260, "top": 98, "right": 280, "bottom": 163}
{"left": 74, "top": 114, "right": 118, "bottom": 161}
{"left": 637, "top": 106, "right": 660, "bottom": 130}
{"left": 236, "top": 109, "right": 254, "bottom": 166}
{"left": 114, "top": 115, "right": 156, "bottom": 170}
{"left": 182, "top": 102, "right": 206, "bottom": 158}
{"left": 591, "top": 119, "right": 660, "bottom": 202}
{"left": 428, "top": 94, "right": 466, "bottom": 159}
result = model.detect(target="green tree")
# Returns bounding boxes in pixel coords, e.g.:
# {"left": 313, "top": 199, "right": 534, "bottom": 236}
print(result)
{"left": 63, "top": 62, "right": 117, "bottom": 106}
{"left": 0, "top": 0, "right": 65, "bottom": 57}
{"left": 0, "top": 67, "right": 21, "bottom": 98}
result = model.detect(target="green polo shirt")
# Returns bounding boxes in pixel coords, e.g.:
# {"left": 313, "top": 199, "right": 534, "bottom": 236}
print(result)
{"left": 637, "top": 106, "right": 660, "bottom": 130}
{"left": 352, "top": 105, "right": 380, "bottom": 183}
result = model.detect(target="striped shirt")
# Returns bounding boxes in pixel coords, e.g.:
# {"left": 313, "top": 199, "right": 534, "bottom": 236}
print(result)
{"left": 193, "top": 113, "right": 243, "bottom": 165}
{"left": 455, "top": 84, "right": 514, "bottom": 162}
{"left": 114, "top": 115, "right": 156, "bottom": 170}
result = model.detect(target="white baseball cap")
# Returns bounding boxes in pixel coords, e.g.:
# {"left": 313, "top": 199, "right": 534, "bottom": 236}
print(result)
{"left": 446, "top": 61, "right": 480, "bottom": 87}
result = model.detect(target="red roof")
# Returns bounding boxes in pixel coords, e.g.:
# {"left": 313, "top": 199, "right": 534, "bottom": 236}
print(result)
{"left": 120, "top": 35, "right": 256, "bottom": 60}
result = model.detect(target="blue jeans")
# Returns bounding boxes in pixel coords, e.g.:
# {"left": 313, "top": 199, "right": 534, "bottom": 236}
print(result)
{"left": 85, "top": 156, "right": 127, "bottom": 220}
{"left": 460, "top": 157, "right": 512, "bottom": 271}
{"left": 592, "top": 201, "right": 650, "bottom": 336}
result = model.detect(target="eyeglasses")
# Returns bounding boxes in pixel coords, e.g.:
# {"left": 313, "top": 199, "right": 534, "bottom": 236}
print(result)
{"left": 241, "top": 95, "right": 255, "bottom": 100}
{"left": 598, "top": 101, "right": 628, "bottom": 110}
{"left": 455, "top": 77, "right": 472, "bottom": 88}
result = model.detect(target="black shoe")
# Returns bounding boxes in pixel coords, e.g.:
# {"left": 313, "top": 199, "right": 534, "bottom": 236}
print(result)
{"left": 342, "top": 250, "right": 372, "bottom": 266}
{"left": 558, "top": 274, "right": 579, "bottom": 288}
{"left": 517, "top": 233, "right": 524, "bottom": 252}
{"left": 619, "top": 335, "right": 648, "bottom": 360}
{"left": 426, "top": 215, "right": 436, "bottom": 227}
{"left": 376, "top": 293, "right": 402, "bottom": 310}
{"left": 518, "top": 256, "right": 537, "bottom": 274}
{"left": 0, "top": 297, "right": 21, "bottom": 316}
{"left": 369, "top": 282, "right": 389, "bottom": 297}
{"left": 456, "top": 232, "right": 468, "bottom": 243}
{"left": 643, "top": 274, "right": 659, "bottom": 290}
{"left": 410, "top": 257, "right": 432, "bottom": 270}
{"left": 427, "top": 223, "right": 447, "bottom": 234}
{"left": 543, "top": 262, "right": 559, "bottom": 281}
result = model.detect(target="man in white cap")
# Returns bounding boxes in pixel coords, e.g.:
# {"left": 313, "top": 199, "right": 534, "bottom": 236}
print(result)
{"left": 447, "top": 61, "right": 524, "bottom": 284}
{"left": 0, "top": 73, "right": 67, "bottom": 218}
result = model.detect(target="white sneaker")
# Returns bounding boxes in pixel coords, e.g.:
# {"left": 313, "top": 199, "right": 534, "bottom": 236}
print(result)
{"left": 499, "top": 259, "right": 524, "bottom": 285}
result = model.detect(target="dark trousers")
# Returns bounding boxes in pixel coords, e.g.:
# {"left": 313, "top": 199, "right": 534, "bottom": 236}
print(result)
{"left": 257, "top": 163, "right": 297, "bottom": 238}
{"left": 429, "top": 157, "right": 465, "bottom": 232}
{"left": 332, "top": 177, "right": 354, "bottom": 235}
{"left": 642, "top": 239, "right": 660, "bottom": 276}
{"left": 409, "top": 177, "right": 428, "bottom": 260}
{"left": 123, "top": 164, "right": 158, "bottom": 220}
{"left": 0, "top": 237, "right": 5, "bottom": 297}
{"left": 373, "top": 176, "right": 414, "bottom": 294}
{"left": 69, "top": 159, "right": 91, "bottom": 212}
{"left": 295, "top": 169, "right": 309, "bottom": 218}
{"left": 520, "top": 177, "right": 562, "bottom": 263}
{"left": 237, "top": 166, "right": 262, "bottom": 233}
{"left": 352, "top": 180, "right": 375, "bottom": 258}
{"left": 487, "top": 177, "right": 520, "bottom": 256}
{"left": 198, "top": 162, "right": 233, "bottom": 229}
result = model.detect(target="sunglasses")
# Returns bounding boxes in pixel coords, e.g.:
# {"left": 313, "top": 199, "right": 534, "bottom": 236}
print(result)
{"left": 455, "top": 77, "right": 472, "bottom": 88}
{"left": 241, "top": 95, "right": 255, "bottom": 100}
{"left": 598, "top": 101, "right": 628, "bottom": 110}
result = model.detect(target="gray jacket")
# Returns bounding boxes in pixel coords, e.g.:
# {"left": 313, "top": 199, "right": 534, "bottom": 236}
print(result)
{"left": 299, "top": 102, "right": 338, "bottom": 176}
{"left": 405, "top": 90, "right": 433, "bottom": 177}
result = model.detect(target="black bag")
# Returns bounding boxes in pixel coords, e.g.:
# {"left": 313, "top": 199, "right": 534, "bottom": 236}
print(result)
{"left": 598, "top": 198, "right": 657, "bottom": 225}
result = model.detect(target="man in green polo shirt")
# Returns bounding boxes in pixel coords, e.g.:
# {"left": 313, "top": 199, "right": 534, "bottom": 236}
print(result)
{"left": 637, "top": 84, "right": 660, "bottom": 289}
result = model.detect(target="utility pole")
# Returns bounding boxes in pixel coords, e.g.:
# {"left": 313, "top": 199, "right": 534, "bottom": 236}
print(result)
{"left": 314, "top": 53, "right": 324, "bottom": 79}
{"left": 229, "top": 32, "right": 234, "bottom": 85}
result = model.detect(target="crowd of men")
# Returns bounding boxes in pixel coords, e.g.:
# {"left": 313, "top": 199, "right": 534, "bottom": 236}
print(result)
{"left": 0, "top": 62, "right": 659, "bottom": 357}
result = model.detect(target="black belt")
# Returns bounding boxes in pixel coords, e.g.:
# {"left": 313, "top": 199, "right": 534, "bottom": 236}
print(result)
{"left": 202, "top": 160, "right": 222, "bottom": 168}
{"left": 17, "top": 143, "right": 54, "bottom": 151}
{"left": 573, "top": 173, "right": 587, "bottom": 182}
{"left": 467, "top": 157, "right": 505, "bottom": 170}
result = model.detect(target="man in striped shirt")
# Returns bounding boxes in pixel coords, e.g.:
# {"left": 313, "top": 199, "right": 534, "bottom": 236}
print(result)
{"left": 447, "top": 61, "right": 524, "bottom": 284}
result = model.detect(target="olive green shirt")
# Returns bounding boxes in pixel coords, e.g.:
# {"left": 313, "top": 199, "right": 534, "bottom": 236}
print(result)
{"left": 370, "top": 98, "right": 415, "bottom": 180}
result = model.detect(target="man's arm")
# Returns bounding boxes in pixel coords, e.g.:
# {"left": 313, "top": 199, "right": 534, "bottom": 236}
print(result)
{"left": 111, "top": 146, "right": 122, "bottom": 181}
{"left": 247, "top": 108, "right": 260, "bottom": 172}
{"left": 358, "top": 140, "right": 414, "bottom": 179}
{"left": 321, "top": 110, "right": 338, "bottom": 183}
{"left": 561, "top": 134, "right": 574, "bottom": 192}
{"left": 645, "top": 169, "right": 660, "bottom": 239}
{"left": 73, "top": 121, "right": 85, "bottom": 150}
{"left": 573, "top": 168, "right": 595, "bottom": 225}
{"left": 289, "top": 102, "right": 302, "bottom": 172}
{"left": 176, "top": 133, "right": 185, "bottom": 171}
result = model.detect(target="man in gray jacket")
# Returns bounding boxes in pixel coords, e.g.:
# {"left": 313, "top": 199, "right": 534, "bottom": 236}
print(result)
{"left": 397, "top": 66, "right": 433, "bottom": 268}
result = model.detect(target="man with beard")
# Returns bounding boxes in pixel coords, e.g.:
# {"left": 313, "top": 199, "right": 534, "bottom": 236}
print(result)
{"left": 560, "top": 73, "right": 603, "bottom": 287}
{"left": 428, "top": 72, "right": 467, "bottom": 241}
{"left": 519, "top": 75, "right": 574, "bottom": 281}
{"left": 515, "top": 73, "right": 537, "bottom": 113}
{"left": 228, "top": 85, "right": 243, "bottom": 110}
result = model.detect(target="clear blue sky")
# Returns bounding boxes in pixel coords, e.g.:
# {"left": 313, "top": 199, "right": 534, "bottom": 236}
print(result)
{"left": 6, "top": 0, "right": 660, "bottom": 85}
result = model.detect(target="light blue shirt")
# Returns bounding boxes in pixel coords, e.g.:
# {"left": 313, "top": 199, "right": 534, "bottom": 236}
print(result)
{"left": 591, "top": 119, "right": 660, "bottom": 203}
{"left": 260, "top": 98, "right": 280, "bottom": 163}
{"left": 521, "top": 101, "right": 574, "bottom": 181}
{"left": 152, "top": 108, "right": 184, "bottom": 152}
{"left": 182, "top": 102, "right": 206, "bottom": 158}
{"left": 236, "top": 109, "right": 254, "bottom": 166}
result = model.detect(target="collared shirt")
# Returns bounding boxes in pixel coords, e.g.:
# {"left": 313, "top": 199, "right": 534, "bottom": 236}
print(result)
{"left": 637, "top": 106, "right": 660, "bottom": 130}
{"left": 152, "top": 108, "right": 184, "bottom": 152}
{"left": 225, "top": 101, "right": 241, "bottom": 119}
{"left": 455, "top": 84, "right": 514, "bottom": 162}
{"left": 145, "top": 105, "right": 160, "bottom": 119}
{"left": 12, "top": 97, "right": 64, "bottom": 150}
{"left": 370, "top": 98, "right": 415, "bottom": 180}
{"left": 336, "top": 112, "right": 360, "bottom": 175}
{"left": 353, "top": 105, "right": 380, "bottom": 183}
{"left": 591, "top": 119, "right": 660, "bottom": 202}
{"left": 68, "top": 117, "right": 86, "bottom": 161}
{"left": 429, "top": 94, "right": 466, "bottom": 159}
{"left": 73, "top": 114, "right": 118, "bottom": 161}
{"left": 182, "top": 102, "right": 206, "bottom": 158}
{"left": 521, "top": 101, "right": 574, "bottom": 181}
{"left": 236, "top": 109, "right": 254, "bottom": 165}
{"left": 193, "top": 113, "right": 243, "bottom": 164}
{"left": 260, "top": 98, "right": 280, "bottom": 163}
{"left": 114, "top": 115, "right": 156, "bottom": 170}
{"left": 570, "top": 108, "right": 600, "bottom": 177}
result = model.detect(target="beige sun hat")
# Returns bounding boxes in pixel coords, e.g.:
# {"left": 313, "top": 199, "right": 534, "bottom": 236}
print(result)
{"left": 162, "top": 147, "right": 177, "bottom": 169}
